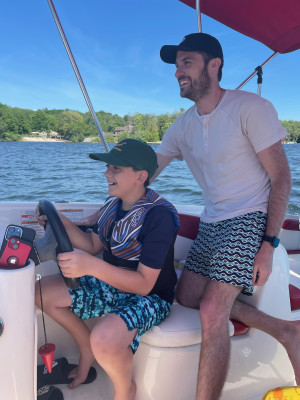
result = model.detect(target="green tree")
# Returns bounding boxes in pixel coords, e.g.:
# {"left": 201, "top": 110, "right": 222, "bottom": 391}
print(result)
{"left": 57, "top": 110, "right": 87, "bottom": 141}
{"left": 31, "top": 109, "right": 52, "bottom": 132}
{"left": 282, "top": 120, "right": 300, "bottom": 143}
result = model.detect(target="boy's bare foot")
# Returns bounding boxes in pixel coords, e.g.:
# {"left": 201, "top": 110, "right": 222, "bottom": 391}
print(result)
{"left": 68, "top": 351, "right": 95, "bottom": 389}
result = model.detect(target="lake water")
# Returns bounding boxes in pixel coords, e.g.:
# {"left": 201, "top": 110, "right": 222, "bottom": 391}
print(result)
{"left": 0, "top": 142, "right": 299, "bottom": 215}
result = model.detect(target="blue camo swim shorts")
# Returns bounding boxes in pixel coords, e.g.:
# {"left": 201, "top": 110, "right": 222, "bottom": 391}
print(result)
{"left": 68, "top": 277, "right": 171, "bottom": 353}
{"left": 184, "top": 211, "right": 267, "bottom": 295}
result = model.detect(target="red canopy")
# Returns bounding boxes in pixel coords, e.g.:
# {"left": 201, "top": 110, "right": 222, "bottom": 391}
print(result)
{"left": 179, "top": 0, "right": 300, "bottom": 53}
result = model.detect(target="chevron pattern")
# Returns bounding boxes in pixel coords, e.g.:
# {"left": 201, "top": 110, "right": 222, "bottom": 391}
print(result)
{"left": 185, "top": 212, "right": 267, "bottom": 295}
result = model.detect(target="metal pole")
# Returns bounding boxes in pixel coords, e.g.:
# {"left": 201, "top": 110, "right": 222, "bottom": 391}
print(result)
{"left": 196, "top": 0, "right": 202, "bottom": 33}
{"left": 46, "top": 0, "right": 109, "bottom": 152}
{"left": 255, "top": 66, "right": 263, "bottom": 96}
{"left": 236, "top": 51, "right": 278, "bottom": 90}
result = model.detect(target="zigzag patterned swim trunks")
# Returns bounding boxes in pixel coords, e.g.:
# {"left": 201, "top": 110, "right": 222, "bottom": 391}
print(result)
{"left": 184, "top": 211, "right": 267, "bottom": 295}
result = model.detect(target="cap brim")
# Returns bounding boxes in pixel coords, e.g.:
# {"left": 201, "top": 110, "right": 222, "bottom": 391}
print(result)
{"left": 89, "top": 153, "right": 131, "bottom": 167}
{"left": 160, "top": 45, "right": 179, "bottom": 64}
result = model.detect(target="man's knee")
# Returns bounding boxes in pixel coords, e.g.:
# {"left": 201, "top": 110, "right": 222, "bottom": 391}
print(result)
{"left": 199, "top": 283, "right": 240, "bottom": 333}
{"left": 199, "top": 296, "right": 231, "bottom": 334}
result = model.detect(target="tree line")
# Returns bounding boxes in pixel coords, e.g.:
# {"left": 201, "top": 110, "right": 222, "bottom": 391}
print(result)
{"left": 0, "top": 102, "right": 299, "bottom": 143}
{"left": 0, "top": 103, "right": 185, "bottom": 143}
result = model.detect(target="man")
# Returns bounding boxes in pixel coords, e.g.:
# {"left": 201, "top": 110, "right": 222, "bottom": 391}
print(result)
{"left": 152, "top": 33, "right": 298, "bottom": 400}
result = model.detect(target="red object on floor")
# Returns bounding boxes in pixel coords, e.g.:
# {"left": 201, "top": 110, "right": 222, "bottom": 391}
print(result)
{"left": 39, "top": 343, "right": 56, "bottom": 373}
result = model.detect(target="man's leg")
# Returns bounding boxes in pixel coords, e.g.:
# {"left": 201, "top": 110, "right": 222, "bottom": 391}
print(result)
{"left": 176, "top": 268, "right": 209, "bottom": 308}
{"left": 231, "top": 299, "right": 300, "bottom": 385}
{"left": 196, "top": 280, "right": 241, "bottom": 400}
{"left": 35, "top": 275, "right": 95, "bottom": 389}
{"left": 90, "top": 314, "right": 137, "bottom": 400}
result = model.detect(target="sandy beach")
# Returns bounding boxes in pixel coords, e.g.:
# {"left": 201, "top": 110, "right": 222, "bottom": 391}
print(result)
{"left": 22, "top": 136, "right": 67, "bottom": 142}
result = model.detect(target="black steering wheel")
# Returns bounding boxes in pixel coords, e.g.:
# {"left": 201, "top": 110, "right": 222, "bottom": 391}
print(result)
{"left": 38, "top": 199, "right": 79, "bottom": 290}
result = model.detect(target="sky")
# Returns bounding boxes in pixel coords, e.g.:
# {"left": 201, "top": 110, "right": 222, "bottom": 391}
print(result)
{"left": 1, "top": 0, "right": 299, "bottom": 121}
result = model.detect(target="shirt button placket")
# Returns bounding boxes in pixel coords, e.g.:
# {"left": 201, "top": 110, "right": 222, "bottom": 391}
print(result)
{"left": 203, "top": 117, "right": 209, "bottom": 153}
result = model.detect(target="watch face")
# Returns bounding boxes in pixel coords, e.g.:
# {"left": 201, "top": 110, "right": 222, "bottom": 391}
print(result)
{"left": 272, "top": 237, "right": 280, "bottom": 247}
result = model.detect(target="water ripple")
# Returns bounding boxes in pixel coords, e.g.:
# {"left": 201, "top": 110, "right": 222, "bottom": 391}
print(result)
{"left": 0, "top": 142, "right": 299, "bottom": 215}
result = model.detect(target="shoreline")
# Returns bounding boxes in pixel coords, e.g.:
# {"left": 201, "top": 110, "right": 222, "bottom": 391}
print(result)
{"left": 22, "top": 136, "right": 67, "bottom": 142}
{"left": 20, "top": 136, "right": 161, "bottom": 144}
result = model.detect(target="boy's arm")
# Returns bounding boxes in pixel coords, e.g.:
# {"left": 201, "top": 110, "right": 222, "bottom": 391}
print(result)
{"left": 57, "top": 251, "right": 161, "bottom": 295}
{"left": 58, "top": 212, "right": 103, "bottom": 255}
{"left": 57, "top": 207, "right": 176, "bottom": 295}
{"left": 73, "top": 209, "right": 100, "bottom": 227}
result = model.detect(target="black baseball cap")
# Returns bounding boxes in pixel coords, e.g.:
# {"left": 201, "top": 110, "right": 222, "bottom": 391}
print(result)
{"left": 160, "top": 33, "right": 223, "bottom": 66}
{"left": 89, "top": 138, "right": 158, "bottom": 179}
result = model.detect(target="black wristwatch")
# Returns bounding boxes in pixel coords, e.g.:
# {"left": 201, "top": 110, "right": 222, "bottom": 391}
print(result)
{"left": 262, "top": 235, "right": 280, "bottom": 248}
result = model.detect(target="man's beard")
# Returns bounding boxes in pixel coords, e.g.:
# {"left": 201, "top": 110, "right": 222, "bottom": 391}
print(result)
{"left": 180, "top": 65, "right": 211, "bottom": 102}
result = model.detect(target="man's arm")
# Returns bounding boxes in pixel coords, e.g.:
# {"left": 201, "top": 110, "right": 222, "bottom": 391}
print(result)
{"left": 253, "top": 140, "right": 292, "bottom": 285}
{"left": 150, "top": 153, "right": 174, "bottom": 183}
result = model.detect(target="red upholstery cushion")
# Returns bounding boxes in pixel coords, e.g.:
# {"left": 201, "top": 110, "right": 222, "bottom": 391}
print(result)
{"left": 289, "top": 284, "right": 300, "bottom": 311}
{"left": 282, "top": 219, "right": 300, "bottom": 231}
{"left": 231, "top": 319, "right": 249, "bottom": 336}
{"left": 178, "top": 214, "right": 200, "bottom": 240}
{"left": 287, "top": 250, "right": 300, "bottom": 255}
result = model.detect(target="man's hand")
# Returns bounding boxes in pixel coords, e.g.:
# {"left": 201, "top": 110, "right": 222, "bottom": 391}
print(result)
{"left": 57, "top": 249, "right": 93, "bottom": 278}
{"left": 252, "top": 244, "right": 274, "bottom": 286}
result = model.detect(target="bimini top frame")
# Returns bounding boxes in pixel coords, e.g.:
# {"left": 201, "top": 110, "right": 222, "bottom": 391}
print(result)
{"left": 186, "top": 0, "right": 300, "bottom": 95}
{"left": 46, "top": 0, "right": 109, "bottom": 152}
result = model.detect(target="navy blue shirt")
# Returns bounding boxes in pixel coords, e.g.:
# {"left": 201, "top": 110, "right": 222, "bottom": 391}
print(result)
{"left": 100, "top": 204, "right": 177, "bottom": 303}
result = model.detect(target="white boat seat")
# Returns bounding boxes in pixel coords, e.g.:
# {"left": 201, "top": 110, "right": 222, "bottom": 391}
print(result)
{"left": 141, "top": 302, "right": 236, "bottom": 348}
{"left": 141, "top": 303, "right": 249, "bottom": 348}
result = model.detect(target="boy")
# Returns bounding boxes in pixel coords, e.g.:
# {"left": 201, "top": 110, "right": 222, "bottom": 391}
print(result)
{"left": 35, "top": 139, "right": 179, "bottom": 400}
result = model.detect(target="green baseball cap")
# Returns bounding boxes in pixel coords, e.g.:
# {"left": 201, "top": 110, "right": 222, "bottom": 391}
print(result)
{"left": 89, "top": 138, "right": 158, "bottom": 178}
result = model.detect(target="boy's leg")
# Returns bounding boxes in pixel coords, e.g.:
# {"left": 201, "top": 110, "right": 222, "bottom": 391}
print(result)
{"left": 35, "top": 275, "right": 94, "bottom": 388}
{"left": 91, "top": 314, "right": 137, "bottom": 400}
{"left": 90, "top": 292, "right": 171, "bottom": 400}
{"left": 231, "top": 299, "right": 300, "bottom": 385}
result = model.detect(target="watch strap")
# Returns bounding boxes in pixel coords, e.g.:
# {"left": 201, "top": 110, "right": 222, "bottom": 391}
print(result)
{"left": 262, "top": 235, "right": 280, "bottom": 247}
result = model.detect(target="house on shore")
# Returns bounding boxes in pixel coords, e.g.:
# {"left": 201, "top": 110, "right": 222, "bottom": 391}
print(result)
{"left": 114, "top": 124, "right": 133, "bottom": 137}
